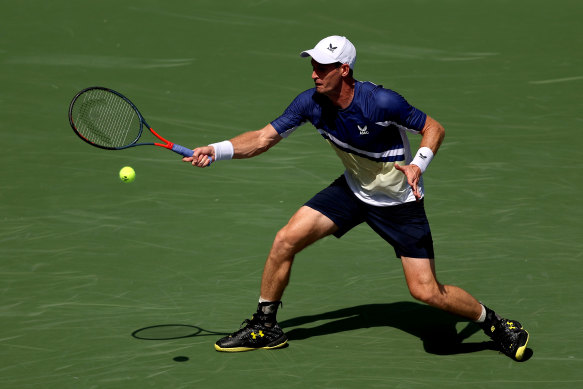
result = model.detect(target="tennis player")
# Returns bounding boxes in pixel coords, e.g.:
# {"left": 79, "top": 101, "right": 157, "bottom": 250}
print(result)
{"left": 184, "top": 35, "right": 529, "bottom": 360}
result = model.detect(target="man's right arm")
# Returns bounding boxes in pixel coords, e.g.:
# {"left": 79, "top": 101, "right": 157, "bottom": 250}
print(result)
{"left": 185, "top": 89, "right": 312, "bottom": 167}
{"left": 231, "top": 124, "right": 282, "bottom": 159}
{"left": 184, "top": 124, "right": 282, "bottom": 167}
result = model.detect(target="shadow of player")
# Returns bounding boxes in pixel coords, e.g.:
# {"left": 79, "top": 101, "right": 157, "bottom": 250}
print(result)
{"left": 280, "top": 301, "right": 532, "bottom": 359}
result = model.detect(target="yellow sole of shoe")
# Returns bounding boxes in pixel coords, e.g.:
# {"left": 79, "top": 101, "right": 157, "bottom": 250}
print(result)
{"left": 514, "top": 330, "right": 530, "bottom": 361}
{"left": 215, "top": 340, "right": 288, "bottom": 352}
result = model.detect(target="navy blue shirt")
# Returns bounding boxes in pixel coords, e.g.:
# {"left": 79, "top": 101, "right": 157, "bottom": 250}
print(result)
{"left": 271, "top": 81, "right": 426, "bottom": 162}
{"left": 270, "top": 81, "right": 428, "bottom": 205}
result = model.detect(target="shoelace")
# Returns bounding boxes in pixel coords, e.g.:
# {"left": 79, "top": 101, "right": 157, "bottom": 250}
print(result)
{"left": 224, "top": 318, "right": 255, "bottom": 338}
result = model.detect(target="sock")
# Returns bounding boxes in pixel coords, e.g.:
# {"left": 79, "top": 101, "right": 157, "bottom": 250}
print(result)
{"left": 256, "top": 298, "right": 282, "bottom": 327}
{"left": 475, "top": 304, "right": 487, "bottom": 323}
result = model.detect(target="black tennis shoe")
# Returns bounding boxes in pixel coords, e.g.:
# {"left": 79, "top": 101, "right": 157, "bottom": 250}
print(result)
{"left": 215, "top": 315, "right": 288, "bottom": 352}
{"left": 483, "top": 317, "right": 529, "bottom": 361}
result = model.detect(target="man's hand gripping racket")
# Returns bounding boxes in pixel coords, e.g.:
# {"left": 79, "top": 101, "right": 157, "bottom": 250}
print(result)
{"left": 182, "top": 146, "right": 215, "bottom": 167}
{"left": 68, "top": 86, "right": 213, "bottom": 166}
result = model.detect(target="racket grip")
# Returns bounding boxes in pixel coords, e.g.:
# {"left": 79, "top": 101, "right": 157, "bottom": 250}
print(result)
{"left": 172, "top": 143, "right": 213, "bottom": 165}
{"left": 172, "top": 143, "right": 195, "bottom": 157}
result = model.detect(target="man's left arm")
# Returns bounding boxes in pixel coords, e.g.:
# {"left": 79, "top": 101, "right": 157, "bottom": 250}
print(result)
{"left": 418, "top": 115, "right": 445, "bottom": 155}
{"left": 395, "top": 115, "right": 445, "bottom": 200}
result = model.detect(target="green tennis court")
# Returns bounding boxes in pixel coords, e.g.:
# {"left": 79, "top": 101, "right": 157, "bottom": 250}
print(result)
{"left": 1, "top": 0, "right": 581, "bottom": 387}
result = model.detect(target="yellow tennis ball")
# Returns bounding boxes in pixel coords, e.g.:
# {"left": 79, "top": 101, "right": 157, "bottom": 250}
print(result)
{"left": 119, "top": 166, "right": 136, "bottom": 183}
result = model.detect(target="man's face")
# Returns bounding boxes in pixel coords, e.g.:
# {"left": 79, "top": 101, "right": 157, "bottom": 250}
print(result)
{"left": 311, "top": 59, "right": 343, "bottom": 96}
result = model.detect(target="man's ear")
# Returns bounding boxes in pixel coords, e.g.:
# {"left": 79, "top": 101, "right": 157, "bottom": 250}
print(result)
{"left": 340, "top": 63, "right": 351, "bottom": 77}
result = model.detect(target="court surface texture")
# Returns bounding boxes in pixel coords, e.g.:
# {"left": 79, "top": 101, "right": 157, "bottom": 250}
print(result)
{"left": 1, "top": 1, "right": 581, "bottom": 388}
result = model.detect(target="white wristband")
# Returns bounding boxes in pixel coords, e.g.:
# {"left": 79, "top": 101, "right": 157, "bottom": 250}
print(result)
{"left": 209, "top": 140, "right": 234, "bottom": 161}
{"left": 410, "top": 147, "right": 434, "bottom": 174}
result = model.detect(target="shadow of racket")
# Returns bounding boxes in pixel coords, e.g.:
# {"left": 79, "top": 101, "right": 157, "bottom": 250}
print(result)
{"left": 132, "top": 324, "right": 228, "bottom": 341}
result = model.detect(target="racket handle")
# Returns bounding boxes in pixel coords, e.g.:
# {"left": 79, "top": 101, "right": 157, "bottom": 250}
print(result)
{"left": 171, "top": 143, "right": 194, "bottom": 157}
{"left": 171, "top": 143, "right": 213, "bottom": 165}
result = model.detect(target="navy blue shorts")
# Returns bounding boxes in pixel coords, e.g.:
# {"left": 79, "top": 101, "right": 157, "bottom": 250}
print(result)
{"left": 304, "top": 175, "right": 434, "bottom": 259}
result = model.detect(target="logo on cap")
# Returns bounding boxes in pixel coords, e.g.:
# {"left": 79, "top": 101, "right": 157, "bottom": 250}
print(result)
{"left": 327, "top": 43, "right": 338, "bottom": 53}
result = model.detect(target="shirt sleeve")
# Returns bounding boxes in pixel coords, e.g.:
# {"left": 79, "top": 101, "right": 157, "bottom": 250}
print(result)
{"left": 373, "top": 88, "right": 427, "bottom": 134}
{"left": 270, "top": 89, "right": 314, "bottom": 138}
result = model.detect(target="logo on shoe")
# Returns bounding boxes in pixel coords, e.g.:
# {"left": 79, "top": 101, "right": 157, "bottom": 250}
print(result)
{"left": 251, "top": 330, "right": 264, "bottom": 339}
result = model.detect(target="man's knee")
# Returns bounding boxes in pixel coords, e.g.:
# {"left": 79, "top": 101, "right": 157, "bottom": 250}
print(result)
{"left": 407, "top": 281, "right": 443, "bottom": 306}
{"left": 272, "top": 223, "right": 307, "bottom": 255}
{"left": 273, "top": 207, "right": 336, "bottom": 255}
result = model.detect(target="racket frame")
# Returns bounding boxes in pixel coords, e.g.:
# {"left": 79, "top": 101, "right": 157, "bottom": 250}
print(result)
{"left": 68, "top": 86, "right": 197, "bottom": 158}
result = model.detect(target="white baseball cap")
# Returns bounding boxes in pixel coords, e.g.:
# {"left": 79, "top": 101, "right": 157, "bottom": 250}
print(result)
{"left": 300, "top": 35, "right": 357, "bottom": 69}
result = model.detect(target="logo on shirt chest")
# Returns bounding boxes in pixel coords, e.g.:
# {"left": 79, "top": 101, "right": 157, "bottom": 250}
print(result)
{"left": 357, "top": 124, "right": 369, "bottom": 135}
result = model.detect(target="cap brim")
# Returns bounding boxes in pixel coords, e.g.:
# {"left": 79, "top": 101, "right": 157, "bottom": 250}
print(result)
{"left": 299, "top": 49, "right": 337, "bottom": 64}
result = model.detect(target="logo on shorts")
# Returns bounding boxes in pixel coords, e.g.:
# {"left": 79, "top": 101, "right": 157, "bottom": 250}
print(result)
{"left": 327, "top": 43, "right": 338, "bottom": 53}
{"left": 357, "top": 125, "right": 369, "bottom": 135}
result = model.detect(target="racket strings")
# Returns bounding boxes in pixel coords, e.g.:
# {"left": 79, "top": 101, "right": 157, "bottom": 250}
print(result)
{"left": 73, "top": 89, "right": 141, "bottom": 148}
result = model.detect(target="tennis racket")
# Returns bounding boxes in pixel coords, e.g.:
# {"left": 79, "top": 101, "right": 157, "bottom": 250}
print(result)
{"left": 68, "top": 86, "right": 210, "bottom": 161}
